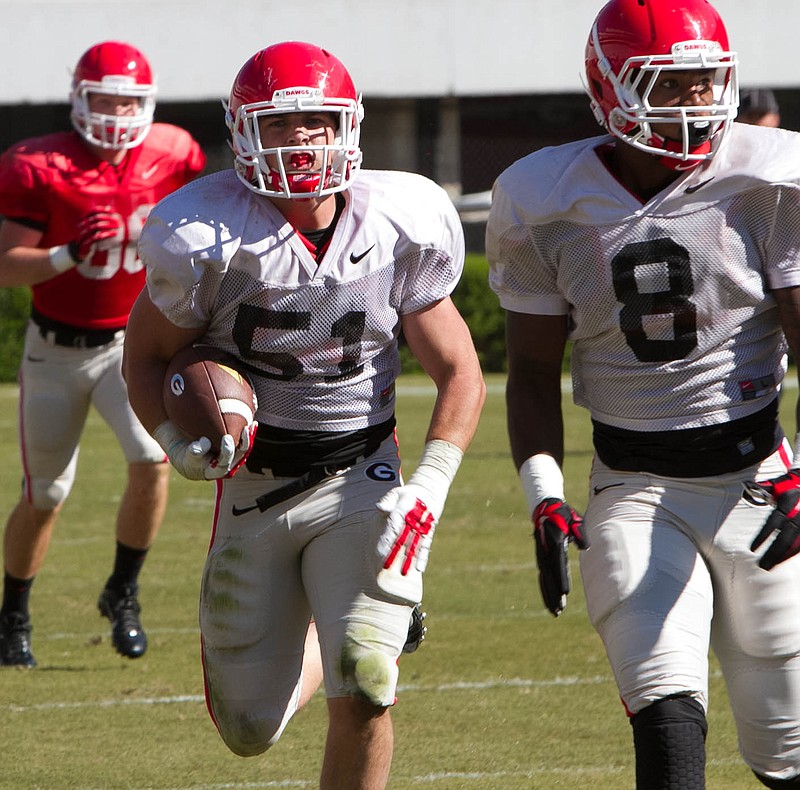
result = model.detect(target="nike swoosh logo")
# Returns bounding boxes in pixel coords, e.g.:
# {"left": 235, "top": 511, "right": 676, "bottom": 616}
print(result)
{"left": 349, "top": 244, "right": 375, "bottom": 264}
{"left": 593, "top": 482, "right": 624, "bottom": 495}
{"left": 231, "top": 503, "right": 259, "bottom": 516}
{"left": 142, "top": 164, "right": 159, "bottom": 180}
{"left": 684, "top": 177, "right": 714, "bottom": 194}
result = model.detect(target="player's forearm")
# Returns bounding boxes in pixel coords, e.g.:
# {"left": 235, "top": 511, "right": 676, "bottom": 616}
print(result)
{"left": 423, "top": 364, "right": 486, "bottom": 452}
{"left": 506, "top": 365, "right": 564, "bottom": 471}
{"left": 122, "top": 291, "right": 207, "bottom": 435}
{"left": 123, "top": 356, "right": 171, "bottom": 435}
{"left": 0, "top": 247, "right": 71, "bottom": 287}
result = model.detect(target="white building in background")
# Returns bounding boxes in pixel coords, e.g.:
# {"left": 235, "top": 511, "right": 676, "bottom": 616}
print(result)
{"left": 3, "top": 0, "right": 798, "bottom": 104}
{"left": 2, "top": 1, "right": 799, "bottom": 242}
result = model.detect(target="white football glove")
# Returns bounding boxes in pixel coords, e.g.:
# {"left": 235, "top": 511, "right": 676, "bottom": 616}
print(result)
{"left": 153, "top": 420, "right": 256, "bottom": 481}
{"left": 377, "top": 484, "right": 442, "bottom": 574}
{"left": 224, "top": 421, "right": 258, "bottom": 478}
{"left": 376, "top": 440, "right": 463, "bottom": 600}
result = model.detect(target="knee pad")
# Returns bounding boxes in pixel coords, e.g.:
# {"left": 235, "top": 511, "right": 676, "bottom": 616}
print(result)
{"left": 217, "top": 717, "right": 282, "bottom": 757}
{"left": 26, "top": 477, "right": 71, "bottom": 510}
{"left": 341, "top": 647, "right": 398, "bottom": 707}
{"left": 631, "top": 695, "right": 708, "bottom": 790}
{"left": 212, "top": 702, "right": 293, "bottom": 757}
{"left": 754, "top": 772, "right": 800, "bottom": 789}
{"left": 207, "top": 679, "right": 301, "bottom": 757}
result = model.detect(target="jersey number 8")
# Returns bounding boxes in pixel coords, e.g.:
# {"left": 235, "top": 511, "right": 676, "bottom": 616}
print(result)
{"left": 612, "top": 238, "right": 698, "bottom": 363}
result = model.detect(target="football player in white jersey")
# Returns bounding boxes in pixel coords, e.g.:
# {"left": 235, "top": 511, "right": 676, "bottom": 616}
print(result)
{"left": 488, "top": 1, "right": 800, "bottom": 788}
{"left": 123, "top": 41, "right": 485, "bottom": 788}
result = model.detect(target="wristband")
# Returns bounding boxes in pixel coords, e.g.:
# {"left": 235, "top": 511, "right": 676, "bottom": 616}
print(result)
{"left": 152, "top": 420, "right": 185, "bottom": 455}
{"left": 407, "top": 439, "right": 464, "bottom": 489}
{"left": 48, "top": 244, "right": 79, "bottom": 274}
{"left": 792, "top": 433, "right": 800, "bottom": 470}
{"left": 519, "top": 454, "right": 565, "bottom": 517}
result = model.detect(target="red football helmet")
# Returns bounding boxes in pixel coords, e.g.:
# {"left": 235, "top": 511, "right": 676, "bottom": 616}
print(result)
{"left": 585, "top": 0, "right": 739, "bottom": 170}
{"left": 70, "top": 41, "right": 157, "bottom": 151}
{"left": 226, "top": 41, "right": 363, "bottom": 198}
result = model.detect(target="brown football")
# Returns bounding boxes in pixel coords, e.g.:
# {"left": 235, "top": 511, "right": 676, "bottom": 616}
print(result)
{"left": 162, "top": 344, "right": 257, "bottom": 453}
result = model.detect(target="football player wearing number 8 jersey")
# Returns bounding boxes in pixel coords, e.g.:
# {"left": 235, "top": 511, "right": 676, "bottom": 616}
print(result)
{"left": 488, "top": 1, "right": 800, "bottom": 788}
{"left": 0, "top": 41, "right": 205, "bottom": 668}
{"left": 123, "top": 41, "right": 484, "bottom": 788}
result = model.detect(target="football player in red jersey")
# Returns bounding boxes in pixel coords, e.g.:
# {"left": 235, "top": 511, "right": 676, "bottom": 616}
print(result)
{"left": 488, "top": 1, "right": 800, "bottom": 788}
{"left": 122, "top": 41, "right": 484, "bottom": 788}
{"left": 0, "top": 41, "right": 206, "bottom": 667}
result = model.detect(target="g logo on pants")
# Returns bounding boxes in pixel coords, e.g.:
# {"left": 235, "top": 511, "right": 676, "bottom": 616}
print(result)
{"left": 366, "top": 462, "right": 397, "bottom": 482}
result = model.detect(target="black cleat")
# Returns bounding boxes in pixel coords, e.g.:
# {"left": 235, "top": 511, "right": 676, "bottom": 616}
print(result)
{"left": 98, "top": 585, "right": 147, "bottom": 658}
{"left": 402, "top": 603, "right": 427, "bottom": 654}
{"left": 0, "top": 611, "right": 37, "bottom": 667}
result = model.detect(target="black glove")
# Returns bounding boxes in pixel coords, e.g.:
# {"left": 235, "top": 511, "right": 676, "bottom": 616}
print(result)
{"left": 402, "top": 603, "right": 427, "bottom": 654}
{"left": 532, "top": 497, "right": 588, "bottom": 617}
{"left": 749, "top": 470, "right": 800, "bottom": 570}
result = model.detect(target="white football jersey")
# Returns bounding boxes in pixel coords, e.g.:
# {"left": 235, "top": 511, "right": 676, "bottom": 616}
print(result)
{"left": 139, "top": 169, "right": 464, "bottom": 431}
{"left": 488, "top": 123, "right": 800, "bottom": 432}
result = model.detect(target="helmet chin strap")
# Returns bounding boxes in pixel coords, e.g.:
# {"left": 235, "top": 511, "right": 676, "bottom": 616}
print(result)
{"left": 647, "top": 124, "right": 713, "bottom": 172}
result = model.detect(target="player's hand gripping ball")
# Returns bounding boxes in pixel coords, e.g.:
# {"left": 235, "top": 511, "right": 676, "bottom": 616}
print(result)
{"left": 163, "top": 344, "right": 257, "bottom": 457}
{"left": 748, "top": 470, "right": 800, "bottom": 570}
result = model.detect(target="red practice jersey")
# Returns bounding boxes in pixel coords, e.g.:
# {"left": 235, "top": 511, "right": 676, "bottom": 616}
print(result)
{"left": 0, "top": 124, "right": 206, "bottom": 329}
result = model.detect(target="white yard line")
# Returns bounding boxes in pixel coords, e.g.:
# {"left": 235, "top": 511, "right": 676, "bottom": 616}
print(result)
{"left": 3, "top": 673, "right": 615, "bottom": 714}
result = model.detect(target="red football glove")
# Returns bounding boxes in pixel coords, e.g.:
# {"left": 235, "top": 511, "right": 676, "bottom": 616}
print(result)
{"left": 749, "top": 470, "right": 800, "bottom": 570}
{"left": 533, "top": 497, "right": 588, "bottom": 617}
{"left": 69, "top": 209, "right": 124, "bottom": 262}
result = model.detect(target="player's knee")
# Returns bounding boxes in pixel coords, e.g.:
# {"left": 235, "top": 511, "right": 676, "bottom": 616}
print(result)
{"left": 216, "top": 713, "right": 285, "bottom": 757}
{"left": 341, "top": 647, "right": 398, "bottom": 707}
{"left": 126, "top": 445, "right": 168, "bottom": 465}
{"left": 631, "top": 695, "right": 708, "bottom": 788}
{"left": 753, "top": 772, "right": 800, "bottom": 789}
{"left": 27, "top": 478, "right": 71, "bottom": 509}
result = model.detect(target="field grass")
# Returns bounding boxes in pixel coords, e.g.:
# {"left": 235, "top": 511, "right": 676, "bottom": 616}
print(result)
{"left": 0, "top": 375, "right": 785, "bottom": 789}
